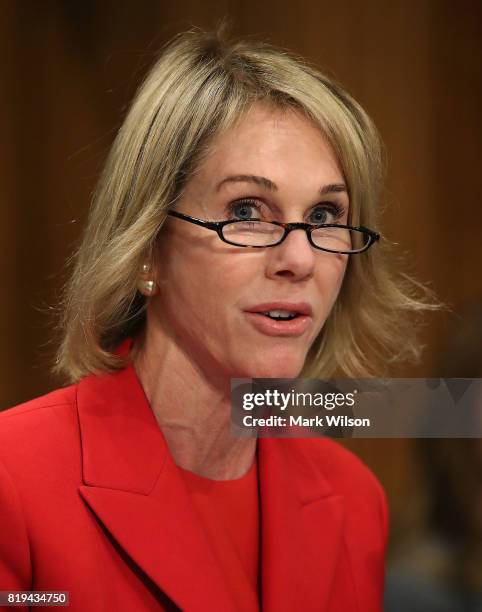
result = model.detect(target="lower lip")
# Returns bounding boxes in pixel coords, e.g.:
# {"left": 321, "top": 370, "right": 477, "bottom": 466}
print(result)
{"left": 244, "top": 312, "right": 312, "bottom": 337}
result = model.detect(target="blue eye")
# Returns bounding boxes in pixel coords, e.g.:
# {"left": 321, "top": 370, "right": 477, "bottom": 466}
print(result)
{"left": 309, "top": 203, "right": 345, "bottom": 224}
{"left": 229, "top": 199, "right": 261, "bottom": 220}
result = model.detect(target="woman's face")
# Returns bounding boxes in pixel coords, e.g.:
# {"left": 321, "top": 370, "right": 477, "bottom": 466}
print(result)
{"left": 150, "top": 104, "right": 349, "bottom": 380}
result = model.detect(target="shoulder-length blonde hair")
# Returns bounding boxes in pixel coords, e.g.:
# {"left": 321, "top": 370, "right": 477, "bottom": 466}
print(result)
{"left": 55, "top": 24, "right": 439, "bottom": 382}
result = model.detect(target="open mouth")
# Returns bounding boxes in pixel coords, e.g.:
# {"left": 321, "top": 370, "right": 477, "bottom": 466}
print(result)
{"left": 245, "top": 304, "right": 313, "bottom": 337}
{"left": 260, "top": 310, "right": 299, "bottom": 321}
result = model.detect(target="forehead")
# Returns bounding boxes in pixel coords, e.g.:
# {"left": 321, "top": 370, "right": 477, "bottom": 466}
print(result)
{"left": 195, "top": 104, "right": 344, "bottom": 189}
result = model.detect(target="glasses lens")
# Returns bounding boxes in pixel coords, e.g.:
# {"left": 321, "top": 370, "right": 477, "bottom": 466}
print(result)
{"left": 222, "top": 221, "right": 284, "bottom": 246}
{"left": 311, "top": 226, "right": 368, "bottom": 253}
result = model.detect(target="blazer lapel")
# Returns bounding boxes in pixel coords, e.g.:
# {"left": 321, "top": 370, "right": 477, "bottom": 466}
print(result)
{"left": 77, "top": 354, "right": 346, "bottom": 611}
{"left": 77, "top": 363, "right": 238, "bottom": 611}
{"left": 258, "top": 437, "right": 346, "bottom": 612}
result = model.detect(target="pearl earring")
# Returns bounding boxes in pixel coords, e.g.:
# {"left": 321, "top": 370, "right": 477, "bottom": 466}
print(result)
{"left": 137, "top": 262, "right": 158, "bottom": 296}
{"left": 138, "top": 279, "right": 157, "bottom": 295}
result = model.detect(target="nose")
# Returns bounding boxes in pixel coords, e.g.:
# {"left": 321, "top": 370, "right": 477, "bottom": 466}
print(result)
{"left": 264, "top": 227, "right": 316, "bottom": 281}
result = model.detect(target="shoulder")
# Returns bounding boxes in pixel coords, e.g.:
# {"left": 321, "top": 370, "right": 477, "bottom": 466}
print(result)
{"left": 0, "top": 385, "right": 80, "bottom": 475}
{"left": 0, "top": 385, "right": 82, "bottom": 590}
{"left": 301, "top": 437, "right": 389, "bottom": 540}
{"left": 0, "top": 384, "right": 77, "bottom": 423}
{"left": 0, "top": 384, "right": 78, "bottom": 435}
{"left": 305, "top": 436, "right": 384, "bottom": 493}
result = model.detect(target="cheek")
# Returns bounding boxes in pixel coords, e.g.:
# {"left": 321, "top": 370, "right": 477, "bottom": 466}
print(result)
{"left": 157, "top": 247, "right": 254, "bottom": 327}
{"left": 316, "top": 256, "right": 348, "bottom": 311}
{"left": 334, "top": 257, "right": 349, "bottom": 292}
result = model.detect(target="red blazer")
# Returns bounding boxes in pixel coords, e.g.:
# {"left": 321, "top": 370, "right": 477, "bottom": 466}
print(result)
{"left": 0, "top": 363, "right": 388, "bottom": 611}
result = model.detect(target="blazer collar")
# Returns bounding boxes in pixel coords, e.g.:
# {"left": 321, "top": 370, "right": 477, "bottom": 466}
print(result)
{"left": 77, "top": 352, "right": 345, "bottom": 611}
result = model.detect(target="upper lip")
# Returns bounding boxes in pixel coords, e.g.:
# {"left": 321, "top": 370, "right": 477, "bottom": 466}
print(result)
{"left": 245, "top": 302, "right": 313, "bottom": 317}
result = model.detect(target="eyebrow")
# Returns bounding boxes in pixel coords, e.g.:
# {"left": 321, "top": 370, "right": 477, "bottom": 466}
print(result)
{"left": 216, "top": 174, "right": 348, "bottom": 197}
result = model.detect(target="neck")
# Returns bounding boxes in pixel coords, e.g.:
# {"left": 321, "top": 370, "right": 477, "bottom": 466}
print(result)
{"left": 132, "top": 327, "right": 257, "bottom": 480}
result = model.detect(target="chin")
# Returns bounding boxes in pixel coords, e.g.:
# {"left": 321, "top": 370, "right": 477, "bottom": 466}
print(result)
{"left": 236, "top": 352, "right": 306, "bottom": 379}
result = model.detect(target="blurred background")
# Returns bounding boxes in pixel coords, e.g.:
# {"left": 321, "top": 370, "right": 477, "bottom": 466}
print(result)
{"left": 1, "top": 1, "right": 481, "bottom": 609}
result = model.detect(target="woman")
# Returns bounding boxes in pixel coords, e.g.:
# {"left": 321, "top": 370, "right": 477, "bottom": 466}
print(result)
{"left": 0, "top": 26, "right": 433, "bottom": 611}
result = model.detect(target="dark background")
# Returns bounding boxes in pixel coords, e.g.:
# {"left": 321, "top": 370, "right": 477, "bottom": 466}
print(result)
{"left": 2, "top": 0, "right": 481, "bottom": 604}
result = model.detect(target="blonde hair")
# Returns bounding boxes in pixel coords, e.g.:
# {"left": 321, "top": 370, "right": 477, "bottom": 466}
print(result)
{"left": 55, "top": 24, "right": 440, "bottom": 382}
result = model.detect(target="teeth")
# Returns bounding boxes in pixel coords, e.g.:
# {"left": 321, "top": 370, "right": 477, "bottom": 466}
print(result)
{"left": 264, "top": 310, "right": 298, "bottom": 318}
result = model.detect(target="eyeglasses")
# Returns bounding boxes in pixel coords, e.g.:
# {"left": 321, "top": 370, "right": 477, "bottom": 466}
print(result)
{"left": 168, "top": 211, "right": 380, "bottom": 254}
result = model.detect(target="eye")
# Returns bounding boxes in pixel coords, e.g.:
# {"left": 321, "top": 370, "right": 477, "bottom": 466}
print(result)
{"left": 309, "top": 203, "right": 345, "bottom": 224}
{"left": 227, "top": 199, "right": 262, "bottom": 220}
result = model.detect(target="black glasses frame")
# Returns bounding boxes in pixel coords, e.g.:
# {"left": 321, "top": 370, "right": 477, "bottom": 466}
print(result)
{"left": 168, "top": 210, "right": 380, "bottom": 254}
